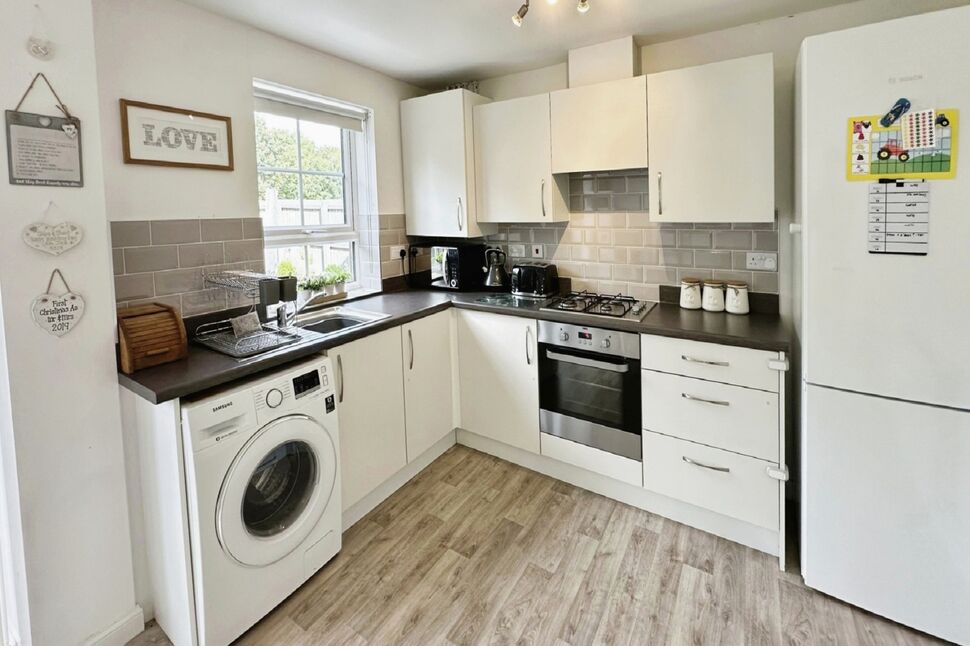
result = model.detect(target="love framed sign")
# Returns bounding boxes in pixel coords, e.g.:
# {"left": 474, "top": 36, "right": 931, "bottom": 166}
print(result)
{"left": 120, "top": 99, "right": 233, "bottom": 170}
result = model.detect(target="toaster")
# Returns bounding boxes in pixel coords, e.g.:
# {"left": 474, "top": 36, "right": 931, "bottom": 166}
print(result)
{"left": 511, "top": 262, "right": 559, "bottom": 298}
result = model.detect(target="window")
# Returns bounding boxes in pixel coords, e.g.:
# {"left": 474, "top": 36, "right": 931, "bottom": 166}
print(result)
{"left": 253, "top": 81, "right": 370, "bottom": 285}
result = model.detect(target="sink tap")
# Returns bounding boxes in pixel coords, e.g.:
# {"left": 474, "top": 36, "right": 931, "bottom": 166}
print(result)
{"left": 276, "top": 301, "right": 296, "bottom": 329}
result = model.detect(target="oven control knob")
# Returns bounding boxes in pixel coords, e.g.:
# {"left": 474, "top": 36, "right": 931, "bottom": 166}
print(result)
{"left": 601, "top": 338, "right": 612, "bottom": 349}
{"left": 265, "top": 388, "right": 284, "bottom": 409}
{"left": 559, "top": 331, "right": 569, "bottom": 341}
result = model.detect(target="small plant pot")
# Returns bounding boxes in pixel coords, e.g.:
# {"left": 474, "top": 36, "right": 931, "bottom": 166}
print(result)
{"left": 334, "top": 281, "right": 346, "bottom": 295}
{"left": 323, "top": 284, "right": 337, "bottom": 296}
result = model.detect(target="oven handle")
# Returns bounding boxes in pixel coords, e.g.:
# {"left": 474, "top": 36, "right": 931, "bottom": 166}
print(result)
{"left": 545, "top": 349, "right": 630, "bottom": 373}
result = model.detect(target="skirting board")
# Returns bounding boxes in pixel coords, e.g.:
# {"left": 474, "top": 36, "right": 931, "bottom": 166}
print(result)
{"left": 342, "top": 431, "right": 457, "bottom": 530}
{"left": 82, "top": 605, "right": 144, "bottom": 646}
{"left": 456, "top": 429, "right": 780, "bottom": 560}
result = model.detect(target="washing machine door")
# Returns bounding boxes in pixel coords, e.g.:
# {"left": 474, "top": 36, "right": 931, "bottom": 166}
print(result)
{"left": 216, "top": 414, "right": 337, "bottom": 567}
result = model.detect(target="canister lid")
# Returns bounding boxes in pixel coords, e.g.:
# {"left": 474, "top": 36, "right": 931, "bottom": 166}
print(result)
{"left": 725, "top": 280, "right": 748, "bottom": 288}
{"left": 680, "top": 277, "right": 702, "bottom": 285}
{"left": 703, "top": 279, "right": 725, "bottom": 288}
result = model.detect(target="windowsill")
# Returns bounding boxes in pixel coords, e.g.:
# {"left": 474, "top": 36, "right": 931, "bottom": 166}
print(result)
{"left": 299, "top": 286, "right": 382, "bottom": 311}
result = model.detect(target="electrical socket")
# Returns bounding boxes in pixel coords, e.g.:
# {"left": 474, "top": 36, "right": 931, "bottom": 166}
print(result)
{"left": 746, "top": 252, "right": 777, "bottom": 271}
{"left": 531, "top": 244, "right": 543, "bottom": 258}
{"left": 389, "top": 245, "right": 407, "bottom": 259}
{"left": 508, "top": 244, "right": 526, "bottom": 258}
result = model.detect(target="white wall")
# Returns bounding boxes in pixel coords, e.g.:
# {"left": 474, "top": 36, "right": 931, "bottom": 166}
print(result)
{"left": 92, "top": 0, "right": 424, "bottom": 221}
{"left": 0, "top": 2, "right": 142, "bottom": 645}
{"left": 478, "top": 0, "right": 970, "bottom": 321}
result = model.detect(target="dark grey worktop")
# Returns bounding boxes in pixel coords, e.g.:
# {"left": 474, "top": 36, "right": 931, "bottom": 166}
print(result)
{"left": 119, "top": 289, "right": 791, "bottom": 404}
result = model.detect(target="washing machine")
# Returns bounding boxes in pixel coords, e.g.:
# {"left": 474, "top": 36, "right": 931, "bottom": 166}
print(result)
{"left": 175, "top": 355, "right": 341, "bottom": 646}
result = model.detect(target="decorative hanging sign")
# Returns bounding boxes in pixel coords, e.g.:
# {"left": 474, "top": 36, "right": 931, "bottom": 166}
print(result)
{"left": 5, "top": 73, "right": 82, "bottom": 187}
{"left": 31, "top": 269, "right": 85, "bottom": 337}
{"left": 22, "top": 201, "right": 82, "bottom": 256}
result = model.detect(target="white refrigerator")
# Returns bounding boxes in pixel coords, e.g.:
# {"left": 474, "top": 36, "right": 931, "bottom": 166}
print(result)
{"left": 797, "top": 7, "right": 970, "bottom": 645}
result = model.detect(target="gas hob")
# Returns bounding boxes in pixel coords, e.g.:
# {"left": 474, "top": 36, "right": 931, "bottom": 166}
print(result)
{"left": 540, "top": 291, "right": 655, "bottom": 322}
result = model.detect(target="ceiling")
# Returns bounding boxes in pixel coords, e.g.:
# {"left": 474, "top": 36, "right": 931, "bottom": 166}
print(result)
{"left": 182, "top": 0, "right": 856, "bottom": 88}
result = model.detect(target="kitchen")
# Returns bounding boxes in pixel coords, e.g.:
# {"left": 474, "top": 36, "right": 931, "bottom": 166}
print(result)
{"left": 0, "top": 1, "right": 968, "bottom": 645}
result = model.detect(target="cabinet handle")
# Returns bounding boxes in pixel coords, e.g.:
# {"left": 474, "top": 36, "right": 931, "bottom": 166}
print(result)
{"left": 682, "top": 456, "right": 730, "bottom": 473}
{"left": 457, "top": 196, "right": 463, "bottom": 231}
{"left": 658, "top": 171, "right": 663, "bottom": 216}
{"left": 525, "top": 326, "right": 533, "bottom": 365}
{"left": 408, "top": 329, "right": 414, "bottom": 370}
{"left": 540, "top": 179, "right": 547, "bottom": 218}
{"left": 337, "top": 354, "right": 344, "bottom": 403}
{"left": 681, "top": 354, "right": 730, "bottom": 367}
{"left": 681, "top": 392, "right": 730, "bottom": 407}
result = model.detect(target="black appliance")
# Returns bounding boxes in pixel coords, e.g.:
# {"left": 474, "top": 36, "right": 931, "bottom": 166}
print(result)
{"left": 429, "top": 244, "right": 486, "bottom": 291}
{"left": 511, "top": 261, "right": 559, "bottom": 298}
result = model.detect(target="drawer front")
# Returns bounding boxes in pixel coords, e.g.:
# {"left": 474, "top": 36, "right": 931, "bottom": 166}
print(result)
{"left": 640, "top": 334, "right": 779, "bottom": 392}
{"left": 642, "top": 431, "right": 778, "bottom": 530}
{"left": 641, "top": 370, "right": 779, "bottom": 461}
{"left": 540, "top": 432, "right": 642, "bottom": 487}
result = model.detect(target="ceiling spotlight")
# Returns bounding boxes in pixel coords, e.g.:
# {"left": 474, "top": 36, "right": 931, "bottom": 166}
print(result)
{"left": 512, "top": 1, "right": 530, "bottom": 26}
{"left": 577, "top": 0, "right": 590, "bottom": 13}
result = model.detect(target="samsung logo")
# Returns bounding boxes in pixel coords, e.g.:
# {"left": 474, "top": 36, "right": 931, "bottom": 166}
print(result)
{"left": 211, "top": 401, "right": 234, "bottom": 413}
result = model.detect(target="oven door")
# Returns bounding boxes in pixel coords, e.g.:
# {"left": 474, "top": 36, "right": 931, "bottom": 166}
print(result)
{"left": 538, "top": 343, "right": 641, "bottom": 460}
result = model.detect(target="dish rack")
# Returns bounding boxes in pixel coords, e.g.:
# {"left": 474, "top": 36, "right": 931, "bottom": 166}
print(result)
{"left": 193, "top": 270, "right": 299, "bottom": 358}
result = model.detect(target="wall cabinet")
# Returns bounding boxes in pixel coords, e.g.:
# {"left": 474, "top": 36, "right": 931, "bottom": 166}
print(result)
{"left": 331, "top": 327, "right": 408, "bottom": 511}
{"left": 550, "top": 75, "right": 648, "bottom": 174}
{"left": 402, "top": 311, "right": 455, "bottom": 461}
{"left": 647, "top": 53, "right": 774, "bottom": 223}
{"left": 401, "top": 89, "right": 491, "bottom": 237}
{"left": 457, "top": 310, "right": 540, "bottom": 453}
{"left": 474, "top": 94, "right": 569, "bottom": 223}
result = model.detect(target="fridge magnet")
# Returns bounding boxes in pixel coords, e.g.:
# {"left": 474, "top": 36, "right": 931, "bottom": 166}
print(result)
{"left": 31, "top": 269, "right": 85, "bottom": 337}
{"left": 867, "top": 179, "right": 929, "bottom": 256}
{"left": 5, "top": 74, "right": 82, "bottom": 187}
{"left": 120, "top": 99, "right": 234, "bottom": 171}
{"left": 846, "top": 108, "right": 958, "bottom": 181}
{"left": 22, "top": 200, "right": 83, "bottom": 256}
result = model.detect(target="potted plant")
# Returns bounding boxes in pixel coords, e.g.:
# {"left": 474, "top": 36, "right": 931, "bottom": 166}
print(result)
{"left": 297, "top": 275, "right": 328, "bottom": 303}
{"left": 323, "top": 264, "right": 351, "bottom": 296}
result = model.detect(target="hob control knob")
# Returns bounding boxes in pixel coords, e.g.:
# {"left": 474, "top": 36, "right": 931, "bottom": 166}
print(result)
{"left": 265, "top": 388, "right": 284, "bottom": 409}
{"left": 601, "top": 338, "right": 612, "bottom": 349}
{"left": 559, "top": 331, "right": 569, "bottom": 341}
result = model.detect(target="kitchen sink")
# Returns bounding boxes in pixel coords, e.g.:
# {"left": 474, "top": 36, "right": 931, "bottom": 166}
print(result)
{"left": 295, "top": 306, "right": 390, "bottom": 335}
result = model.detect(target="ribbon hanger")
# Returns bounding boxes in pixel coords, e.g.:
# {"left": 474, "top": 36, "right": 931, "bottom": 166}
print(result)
{"left": 14, "top": 72, "right": 72, "bottom": 119}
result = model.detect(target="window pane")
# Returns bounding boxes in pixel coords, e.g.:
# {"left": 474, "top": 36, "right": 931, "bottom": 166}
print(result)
{"left": 258, "top": 171, "right": 301, "bottom": 227}
{"left": 266, "top": 245, "right": 307, "bottom": 278}
{"left": 255, "top": 112, "right": 298, "bottom": 170}
{"left": 299, "top": 121, "right": 343, "bottom": 173}
{"left": 301, "top": 175, "right": 345, "bottom": 226}
{"left": 315, "top": 241, "right": 354, "bottom": 281}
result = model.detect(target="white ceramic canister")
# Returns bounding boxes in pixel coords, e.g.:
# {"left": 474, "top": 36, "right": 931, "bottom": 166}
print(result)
{"left": 702, "top": 279, "right": 726, "bottom": 312}
{"left": 725, "top": 280, "right": 750, "bottom": 315}
{"left": 679, "top": 278, "right": 702, "bottom": 309}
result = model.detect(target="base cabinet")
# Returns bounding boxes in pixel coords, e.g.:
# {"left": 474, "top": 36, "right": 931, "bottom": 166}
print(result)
{"left": 331, "top": 328, "right": 408, "bottom": 511}
{"left": 402, "top": 311, "right": 455, "bottom": 461}
{"left": 457, "top": 310, "right": 540, "bottom": 453}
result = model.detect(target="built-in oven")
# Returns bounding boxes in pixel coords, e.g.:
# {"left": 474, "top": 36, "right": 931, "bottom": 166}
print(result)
{"left": 537, "top": 321, "right": 641, "bottom": 461}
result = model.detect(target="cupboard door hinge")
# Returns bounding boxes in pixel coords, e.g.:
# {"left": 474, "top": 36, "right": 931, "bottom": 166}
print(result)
{"left": 767, "top": 465, "right": 789, "bottom": 481}
{"left": 767, "top": 358, "right": 789, "bottom": 372}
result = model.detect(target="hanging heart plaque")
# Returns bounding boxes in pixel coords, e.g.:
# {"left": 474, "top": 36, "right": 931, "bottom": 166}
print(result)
{"left": 31, "top": 269, "right": 84, "bottom": 337}
{"left": 22, "top": 222, "right": 82, "bottom": 256}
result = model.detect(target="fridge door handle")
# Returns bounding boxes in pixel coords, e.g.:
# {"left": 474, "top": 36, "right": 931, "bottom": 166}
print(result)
{"left": 767, "top": 465, "right": 789, "bottom": 481}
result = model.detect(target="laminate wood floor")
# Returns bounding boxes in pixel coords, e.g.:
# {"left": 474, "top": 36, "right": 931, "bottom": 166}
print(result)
{"left": 129, "top": 445, "right": 947, "bottom": 646}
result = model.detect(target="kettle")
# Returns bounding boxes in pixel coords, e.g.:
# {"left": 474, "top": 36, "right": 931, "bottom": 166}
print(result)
{"left": 483, "top": 247, "right": 509, "bottom": 289}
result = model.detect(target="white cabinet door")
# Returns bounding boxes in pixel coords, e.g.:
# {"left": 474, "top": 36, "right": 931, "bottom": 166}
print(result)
{"left": 457, "top": 310, "right": 540, "bottom": 453}
{"left": 331, "top": 327, "right": 408, "bottom": 511}
{"left": 551, "top": 76, "right": 648, "bottom": 173}
{"left": 474, "top": 94, "right": 569, "bottom": 223}
{"left": 647, "top": 53, "right": 774, "bottom": 223}
{"left": 402, "top": 311, "right": 455, "bottom": 461}
{"left": 401, "top": 89, "right": 490, "bottom": 237}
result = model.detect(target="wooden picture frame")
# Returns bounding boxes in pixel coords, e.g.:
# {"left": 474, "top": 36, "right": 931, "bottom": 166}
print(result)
{"left": 120, "top": 99, "right": 234, "bottom": 171}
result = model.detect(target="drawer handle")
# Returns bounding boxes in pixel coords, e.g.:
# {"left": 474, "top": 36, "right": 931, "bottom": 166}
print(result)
{"left": 681, "top": 392, "right": 730, "bottom": 407}
{"left": 682, "top": 456, "right": 730, "bottom": 473}
{"left": 681, "top": 354, "right": 730, "bottom": 367}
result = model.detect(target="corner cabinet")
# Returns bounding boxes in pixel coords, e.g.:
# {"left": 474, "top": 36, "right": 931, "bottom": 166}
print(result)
{"left": 330, "top": 327, "right": 408, "bottom": 511}
{"left": 550, "top": 75, "right": 648, "bottom": 174}
{"left": 402, "top": 311, "right": 455, "bottom": 460}
{"left": 647, "top": 53, "right": 775, "bottom": 223}
{"left": 474, "top": 94, "right": 569, "bottom": 223}
{"left": 457, "top": 310, "right": 540, "bottom": 453}
{"left": 401, "top": 89, "right": 491, "bottom": 237}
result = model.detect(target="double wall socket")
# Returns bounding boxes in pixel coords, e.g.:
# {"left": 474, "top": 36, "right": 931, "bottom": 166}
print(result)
{"left": 746, "top": 252, "right": 777, "bottom": 271}
{"left": 389, "top": 244, "right": 407, "bottom": 259}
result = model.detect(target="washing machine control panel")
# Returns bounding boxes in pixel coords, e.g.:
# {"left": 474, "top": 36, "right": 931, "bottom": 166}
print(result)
{"left": 292, "top": 369, "right": 321, "bottom": 399}
{"left": 250, "top": 361, "right": 334, "bottom": 426}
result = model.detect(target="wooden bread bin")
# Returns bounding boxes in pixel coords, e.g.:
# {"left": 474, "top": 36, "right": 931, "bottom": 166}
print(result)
{"left": 118, "top": 303, "right": 188, "bottom": 374}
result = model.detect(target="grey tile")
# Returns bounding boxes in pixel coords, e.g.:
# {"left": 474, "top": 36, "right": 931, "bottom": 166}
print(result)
{"left": 613, "top": 264, "right": 642, "bottom": 282}
{"left": 112, "top": 249, "right": 124, "bottom": 276}
{"left": 532, "top": 228, "right": 559, "bottom": 244}
{"left": 612, "top": 194, "right": 644, "bottom": 211}
{"left": 753, "top": 271, "right": 780, "bottom": 293}
{"left": 694, "top": 250, "right": 734, "bottom": 270}
{"left": 644, "top": 230, "right": 677, "bottom": 247}
{"left": 124, "top": 246, "right": 179, "bottom": 273}
{"left": 179, "top": 242, "right": 225, "bottom": 268}
{"left": 569, "top": 177, "right": 594, "bottom": 195}
{"left": 181, "top": 289, "right": 227, "bottom": 316}
{"left": 225, "top": 239, "right": 264, "bottom": 263}
{"left": 693, "top": 223, "right": 733, "bottom": 230}
{"left": 129, "top": 294, "right": 181, "bottom": 314}
{"left": 151, "top": 219, "right": 201, "bottom": 245}
{"left": 679, "top": 268, "right": 712, "bottom": 282}
{"left": 242, "top": 218, "right": 264, "bottom": 239}
{"left": 628, "top": 247, "right": 660, "bottom": 265}
{"left": 595, "top": 177, "right": 626, "bottom": 193}
{"left": 658, "top": 248, "right": 694, "bottom": 267}
{"left": 110, "top": 221, "right": 150, "bottom": 248}
{"left": 732, "top": 221, "right": 777, "bottom": 230}
{"left": 713, "top": 270, "right": 754, "bottom": 285}
{"left": 732, "top": 251, "right": 750, "bottom": 270}
{"left": 114, "top": 274, "right": 154, "bottom": 302}
{"left": 712, "top": 230, "right": 753, "bottom": 250}
{"left": 569, "top": 195, "right": 585, "bottom": 212}
{"left": 626, "top": 175, "right": 648, "bottom": 193}
{"left": 754, "top": 230, "right": 779, "bottom": 251}
{"left": 677, "top": 230, "right": 713, "bottom": 249}
{"left": 584, "top": 195, "right": 612, "bottom": 212}
{"left": 155, "top": 268, "right": 203, "bottom": 296}
{"left": 642, "top": 266, "right": 679, "bottom": 284}
{"left": 201, "top": 218, "right": 243, "bottom": 242}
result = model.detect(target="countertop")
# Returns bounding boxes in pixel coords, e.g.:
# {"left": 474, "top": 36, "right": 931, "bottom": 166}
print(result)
{"left": 119, "top": 289, "right": 791, "bottom": 404}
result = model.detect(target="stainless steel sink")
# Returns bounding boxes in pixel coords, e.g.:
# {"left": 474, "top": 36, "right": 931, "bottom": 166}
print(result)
{"left": 296, "top": 306, "right": 390, "bottom": 335}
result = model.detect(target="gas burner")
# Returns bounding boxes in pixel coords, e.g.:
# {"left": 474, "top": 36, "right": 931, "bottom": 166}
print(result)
{"left": 540, "top": 291, "right": 655, "bottom": 321}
